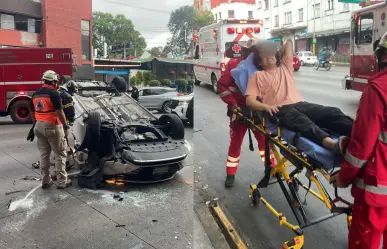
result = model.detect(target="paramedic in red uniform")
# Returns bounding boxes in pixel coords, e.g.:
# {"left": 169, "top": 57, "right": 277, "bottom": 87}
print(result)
{"left": 31, "top": 70, "right": 72, "bottom": 189}
{"left": 219, "top": 38, "right": 270, "bottom": 188}
{"left": 330, "top": 33, "right": 387, "bottom": 249}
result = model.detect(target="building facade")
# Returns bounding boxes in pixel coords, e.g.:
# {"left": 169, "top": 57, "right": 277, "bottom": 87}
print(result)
{"left": 257, "top": 0, "right": 362, "bottom": 61}
{"left": 195, "top": 0, "right": 258, "bottom": 21}
{"left": 0, "top": 0, "right": 93, "bottom": 79}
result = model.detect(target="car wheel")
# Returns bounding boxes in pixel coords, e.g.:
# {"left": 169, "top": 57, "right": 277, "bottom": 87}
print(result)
{"left": 10, "top": 100, "right": 32, "bottom": 124}
{"left": 79, "top": 111, "right": 101, "bottom": 153}
{"left": 194, "top": 78, "right": 201, "bottom": 86}
{"left": 294, "top": 67, "right": 300, "bottom": 72}
{"left": 186, "top": 98, "right": 193, "bottom": 125}
{"left": 211, "top": 74, "right": 219, "bottom": 94}
{"left": 159, "top": 114, "right": 185, "bottom": 140}
{"left": 300, "top": 60, "right": 304, "bottom": 66}
{"left": 162, "top": 101, "right": 171, "bottom": 113}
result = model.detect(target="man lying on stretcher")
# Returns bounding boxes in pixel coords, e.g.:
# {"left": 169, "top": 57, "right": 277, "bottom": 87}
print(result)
{"left": 245, "top": 40, "right": 353, "bottom": 155}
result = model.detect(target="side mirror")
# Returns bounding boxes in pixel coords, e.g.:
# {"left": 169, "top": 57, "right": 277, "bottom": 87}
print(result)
{"left": 194, "top": 45, "right": 200, "bottom": 60}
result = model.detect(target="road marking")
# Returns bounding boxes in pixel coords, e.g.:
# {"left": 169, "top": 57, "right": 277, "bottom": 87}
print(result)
{"left": 208, "top": 199, "right": 249, "bottom": 249}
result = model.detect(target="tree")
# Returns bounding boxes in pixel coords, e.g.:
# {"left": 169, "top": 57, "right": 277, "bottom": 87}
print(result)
{"left": 136, "top": 71, "right": 144, "bottom": 85}
{"left": 93, "top": 12, "right": 147, "bottom": 57}
{"left": 166, "top": 6, "right": 214, "bottom": 57}
{"left": 166, "top": 5, "right": 195, "bottom": 56}
{"left": 148, "top": 46, "right": 169, "bottom": 57}
{"left": 130, "top": 75, "right": 137, "bottom": 86}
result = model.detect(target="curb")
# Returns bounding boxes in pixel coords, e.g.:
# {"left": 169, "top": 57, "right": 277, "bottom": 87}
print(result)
{"left": 194, "top": 190, "right": 232, "bottom": 249}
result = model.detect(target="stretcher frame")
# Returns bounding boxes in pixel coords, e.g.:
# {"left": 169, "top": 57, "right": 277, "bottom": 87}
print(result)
{"left": 233, "top": 108, "right": 353, "bottom": 249}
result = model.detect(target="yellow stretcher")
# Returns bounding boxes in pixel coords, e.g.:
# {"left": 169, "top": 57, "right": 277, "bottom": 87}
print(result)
{"left": 233, "top": 107, "right": 353, "bottom": 249}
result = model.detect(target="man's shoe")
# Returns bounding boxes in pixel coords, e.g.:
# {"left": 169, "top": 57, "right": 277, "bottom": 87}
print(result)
{"left": 57, "top": 179, "right": 72, "bottom": 189}
{"left": 42, "top": 180, "right": 54, "bottom": 189}
{"left": 225, "top": 175, "right": 235, "bottom": 188}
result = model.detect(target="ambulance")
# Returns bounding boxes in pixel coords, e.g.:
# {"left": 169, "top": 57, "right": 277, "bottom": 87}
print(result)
{"left": 342, "top": 0, "right": 387, "bottom": 92}
{"left": 193, "top": 19, "right": 265, "bottom": 94}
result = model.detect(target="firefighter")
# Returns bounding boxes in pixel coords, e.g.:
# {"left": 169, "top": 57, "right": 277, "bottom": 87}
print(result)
{"left": 59, "top": 80, "right": 77, "bottom": 124}
{"left": 31, "top": 70, "right": 72, "bottom": 189}
{"left": 219, "top": 37, "right": 273, "bottom": 188}
{"left": 330, "top": 32, "right": 387, "bottom": 249}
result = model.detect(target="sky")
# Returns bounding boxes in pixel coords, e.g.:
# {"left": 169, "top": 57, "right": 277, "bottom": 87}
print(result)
{"left": 92, "top": 0, "right": 193, "bottom": 49}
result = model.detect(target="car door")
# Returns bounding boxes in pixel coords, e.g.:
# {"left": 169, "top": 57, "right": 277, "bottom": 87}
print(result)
{"left": 138, "top": 89, "right": 153, "bottom": 109}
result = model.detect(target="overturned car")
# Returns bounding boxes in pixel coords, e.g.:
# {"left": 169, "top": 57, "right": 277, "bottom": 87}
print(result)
{"left": 70, "top": 79, "right": 191, "bottom": 188}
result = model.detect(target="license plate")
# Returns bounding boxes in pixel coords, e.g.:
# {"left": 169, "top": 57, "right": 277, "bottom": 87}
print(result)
{"left": 153, "top": 166, "right": 169, "bottom": 175}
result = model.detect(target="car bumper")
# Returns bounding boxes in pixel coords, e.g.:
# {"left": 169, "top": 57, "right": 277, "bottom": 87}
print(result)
{"left": 172, "top": 104, "right": 189, "bottom": 120}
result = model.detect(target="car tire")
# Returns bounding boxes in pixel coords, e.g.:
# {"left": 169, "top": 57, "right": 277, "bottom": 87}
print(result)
{"left": 111, "top": 76, "right": 127, "bottom": 92}
{"left": 211, "top": 74, "right": 219, "bottom": 94}
{"left": 159, "top": 114, "right": 185, "bottom": 140}
{"left": 194, "top": 79, "right": 201, "bottom": 86}
{"left": 162, "top": 101, "right": 171, "bottom": 113}
{"left": 10, "top": 100, "right": 32, "bottom": 124}
{"left": 294, "top": 68, "right": 300, "bottom": 72}
{"left": 186, "top": 98, "right": 193, "bottom": 125}
{"left": 300, "top": 60, "right": 304, "bottom": 66}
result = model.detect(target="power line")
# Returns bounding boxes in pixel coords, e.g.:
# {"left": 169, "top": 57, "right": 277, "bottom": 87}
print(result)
{"left": 105, "top": 0, "right": 172, "bottom": 14}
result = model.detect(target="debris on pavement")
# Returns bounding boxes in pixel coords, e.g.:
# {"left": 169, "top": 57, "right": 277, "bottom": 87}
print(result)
{"left": 152, "top": 219, "right": 158, "bottom": 223}
{"left": 22, "top": 176, "right": 41, "bottom": 181}
{"left": 5, "top": 190, "right": 26, "bottom": 196}
{"left": 115, "top": 224, "right": 126, "bottom": 228}
{"left": 32, "top": 162, "right": 40, "bottom": 169}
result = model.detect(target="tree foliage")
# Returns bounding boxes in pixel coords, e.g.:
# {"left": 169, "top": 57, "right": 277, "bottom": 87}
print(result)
{"left": 165, "top": 6, "right": 214, "bottom": 56}
{"left": 148, "top": 46, "right": 169, "bottom": 57}
{"left": 93, "top": 11, "right": 147, "bottom": 57}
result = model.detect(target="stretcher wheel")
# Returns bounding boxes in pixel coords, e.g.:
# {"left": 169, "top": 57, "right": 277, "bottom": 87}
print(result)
{"left": 250, "top": 184, "right": 261, "bottom": 206}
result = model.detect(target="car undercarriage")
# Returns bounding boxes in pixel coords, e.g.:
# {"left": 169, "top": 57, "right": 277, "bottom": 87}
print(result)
{"left": 70, "top": 80, "right": 191, "bottom": 189}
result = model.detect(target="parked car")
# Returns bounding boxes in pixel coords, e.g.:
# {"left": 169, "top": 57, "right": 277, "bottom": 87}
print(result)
{"left": 296, "top": 51, "right": 318, "bottom": 66}
{"left": 137, "top": 87, "right": 181, "bottom": 113}
{"left": 70, "top": 79, "right": 191, "bottom": 188}
{"left": 293, "top": 55, "right": 301, "bottom": 72}
{"left": 169, "top": 93, "right": 194, "bottom": 124}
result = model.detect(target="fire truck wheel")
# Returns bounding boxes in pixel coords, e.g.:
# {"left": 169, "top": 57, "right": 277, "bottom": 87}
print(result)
{"left": 211, "top": 74, "right": 219, "bottom": 94}
{"left": 10, "top": 100, "right": 32, "bottom": 124}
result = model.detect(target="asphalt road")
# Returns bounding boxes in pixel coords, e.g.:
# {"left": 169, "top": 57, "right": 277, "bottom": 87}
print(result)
{"left": 193, "top": 66, "right": 363, "bottom": 249}
{"left": 0, "top": 116, "right": 194, "bottom": 249}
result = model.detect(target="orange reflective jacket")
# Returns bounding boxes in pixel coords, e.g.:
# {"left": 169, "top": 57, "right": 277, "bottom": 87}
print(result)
{"left": 32, "top": 85, "right": 61, "bottom": 124}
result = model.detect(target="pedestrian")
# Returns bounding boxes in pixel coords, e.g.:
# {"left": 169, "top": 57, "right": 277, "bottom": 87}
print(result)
{"left": 219, "top": 37, "right": 273, "bottom": 188}
{"left": 30, "top": 70, "right": 72, "bottom": 189}
{"left": 329, "top": 32, "right": 387, "bottom": 249}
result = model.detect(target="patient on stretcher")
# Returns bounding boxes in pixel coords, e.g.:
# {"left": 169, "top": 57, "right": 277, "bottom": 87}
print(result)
{"left": 244, "top": 40, "right": 353, "bottom": 155}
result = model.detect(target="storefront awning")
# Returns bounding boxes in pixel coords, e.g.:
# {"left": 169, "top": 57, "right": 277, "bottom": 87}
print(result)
{"left": 271, "top": 25, "right": 308, "bottom": 36}
{"left": 296, "top": 27, "right": 351, "bottom": 39}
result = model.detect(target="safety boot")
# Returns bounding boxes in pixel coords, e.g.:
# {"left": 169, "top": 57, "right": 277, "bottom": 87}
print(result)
{"left": 225, "top": 175, "right": 235, "bottom": 188}
{"left": 57, "top": 179, "right": 72, "bottom": 189}
{"left": 42, "top": 180, "right": 54, "bottom": 189}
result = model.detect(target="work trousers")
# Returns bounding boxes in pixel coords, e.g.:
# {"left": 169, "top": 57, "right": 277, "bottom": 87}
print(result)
{"left": 348, "top": 200, "right": 387, "bottom": 249}
{"left": 274, "top": 101, "right": 353, "bottom": 146}
{"left": 34, "top": 121, "right": 68, "bottom": 186}
{"left": 226, "top": 119, "right": 273, "bottom": 175}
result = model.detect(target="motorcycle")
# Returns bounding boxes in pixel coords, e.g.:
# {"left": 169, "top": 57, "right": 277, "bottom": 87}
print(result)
{"left": 314, "top": 58, "right": 332, "bottom": 71}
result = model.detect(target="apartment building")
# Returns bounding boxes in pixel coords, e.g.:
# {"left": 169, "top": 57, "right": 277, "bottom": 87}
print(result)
{"left": 257, "top": 0, "right": 362, "bottom": 59}
{"left": 0, "top": 0, "right": 93, "bottom": 79}
{"left": 196, "top": 0, "right": 258, "bottom": 21}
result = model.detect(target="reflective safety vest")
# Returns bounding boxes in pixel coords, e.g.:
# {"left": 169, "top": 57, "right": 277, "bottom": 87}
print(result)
{"left": 32, "top": 84, "right": 60, "bottom": 125}
{"left": 340, "top": 70, "right": 387, "bottom": 207}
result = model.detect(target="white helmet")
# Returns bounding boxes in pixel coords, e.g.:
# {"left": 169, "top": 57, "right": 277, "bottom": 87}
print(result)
{"left": 42, "top": 70, "right": 59, "bottom": 82}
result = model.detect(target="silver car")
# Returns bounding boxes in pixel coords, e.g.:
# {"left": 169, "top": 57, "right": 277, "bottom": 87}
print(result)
{"left": 138, "top": 87, "right": 180, "bottom": 113}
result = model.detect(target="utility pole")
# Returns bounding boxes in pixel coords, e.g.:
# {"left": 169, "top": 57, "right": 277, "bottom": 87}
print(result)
{"left": 313, "top": 0, "right": 316, "bottom": 55}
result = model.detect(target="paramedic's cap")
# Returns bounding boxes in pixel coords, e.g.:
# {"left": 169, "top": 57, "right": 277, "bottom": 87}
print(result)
{"left": 42, "top": 70, "right": 59, "bottom": 82}
{"left": 376, "top": 32, "right": 387, "bottom": 63}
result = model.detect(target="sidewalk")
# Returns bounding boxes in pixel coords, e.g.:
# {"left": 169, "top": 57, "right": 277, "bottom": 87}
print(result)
{"left": 194, "top": 212, "right": 214, "bottom": 249}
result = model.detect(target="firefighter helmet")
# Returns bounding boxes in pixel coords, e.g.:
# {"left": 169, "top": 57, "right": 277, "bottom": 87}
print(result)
{"left": 42, "top": 70, "right": 59, "bottom": 82}
{"left": 65, "top": 80, "right": 78, "bottom": 95}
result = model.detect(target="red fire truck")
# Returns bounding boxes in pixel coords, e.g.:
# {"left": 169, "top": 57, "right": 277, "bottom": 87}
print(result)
{"left": 0, "top": 48, "right": 73, "bottom": 124}
{"left": 342, "top": 0, "right": 387, "bottom": 92}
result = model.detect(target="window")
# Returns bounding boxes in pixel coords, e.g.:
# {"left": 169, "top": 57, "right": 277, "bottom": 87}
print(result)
{"left": 343, "top": 3, "right": 349, "bottom": 11}
{"left": 81, "top": 20, "right": 91, "bottom": 60}
{"left": 298, "top": 8, "right": 303, "bottom": 22}
{"left": 28, "top": 18, "right": 35, "bottom": 33}
{"left": 274, "top": 0, "right": 278, "bottom": 7}
{"left": 215, "top": 13, "right": 217, "bottom": 21}
{"left": 1, "top": 14, "right": 15, "bottom": 30}
{"left": 356, "top": 13, "right": 374, "bottom": 45}
{"left": 258, "top": 1, "right": 262, "bottom": 9}
{"left": 327, "top": 0, "right": 334, "bottom": 10}
{"left": 265, "top": 18, "right": 270, "bottom": 29}
{"left": 228, "top": 10, "right": 235, "bottom": 18}
{"left": 219, "top": 12, "right": 222, "bottom": 20}
{"left": 275, "top": 15, "right": 279, "bottom": 27}
{"left": 264, "top": 0, "right": 269, "bottom": 10}
{"left": 313, "top": 4, "right": 320, "bottom": 18}
{"left": 248, "top": 11, "right": 253, "bottom": 19}
{"left": 284, "top": 12, "right": 292, "bottom": 24}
